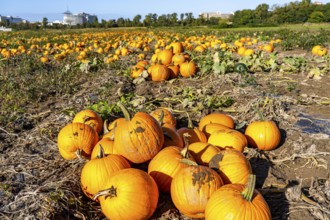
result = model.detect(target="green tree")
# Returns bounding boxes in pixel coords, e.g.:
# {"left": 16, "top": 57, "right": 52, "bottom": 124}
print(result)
{"left": 42, "top": 17, "right": 48, "bottom": 28}
{"left": 133, "top": 14, "right": 142, "bottom": 26}
{"left": 308, "top": 11, "right": 325, "bottom": 23}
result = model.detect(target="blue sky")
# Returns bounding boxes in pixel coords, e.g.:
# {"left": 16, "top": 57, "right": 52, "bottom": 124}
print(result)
{"left": 1, "top": 0, "right": 329, "bottom": 22}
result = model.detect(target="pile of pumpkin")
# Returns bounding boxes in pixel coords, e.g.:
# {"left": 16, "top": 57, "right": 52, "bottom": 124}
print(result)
{"left": 131, "top": 42, "right": 198, "bottom": 81}
{"left": 57, "top": 102, "right": 281, "bottom": 219}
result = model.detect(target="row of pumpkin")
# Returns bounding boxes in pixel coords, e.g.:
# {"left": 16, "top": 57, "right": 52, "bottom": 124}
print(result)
{"left": 57, "top": 103, "right": 281, "bottom": 219}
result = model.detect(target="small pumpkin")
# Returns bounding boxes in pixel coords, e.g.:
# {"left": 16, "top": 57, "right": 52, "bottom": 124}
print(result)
{"left": 170, "top": 42, "right": 184, "bottom": 54}
{"left": 208, "top": 129, "right": 247, "bottom": 152}
{"left": 179, "top": 61, "right": 197, "bottom": 78}
{"left": 209, "top": 149, "right": 252, "bottom": 185}
{"left": 81, "top": 146, "right": 131, "bottom": 200}
{"left": 172, "top": 53, "right": 186, "bottom": 66}
{"left": 245, "top": 120, "right": 281, "bottom": 151}
{"left": 90, "top": 137, "right": 114, "bottom": 159}
{"left": 150, "top": 108, "right": 176, "bottom": 130}
{"left": 177, "top": 113, "right": 207, "bottom": 144}
{"left": 198, "top": 112, "right": 235, "bottom": 131}
{"left": 171, "top": 165, "right": 224, "bottom": 218}
{"left": 167, "top": 64, "right": 180, "bottom": 79}
{"left": 57, "top": 122, "right": 99, "bottom": 160}
{"left": 72, "top": 109, "right": 103, "bottom": 134}
{"left": 205, "top": 175, "right": 271, "bottom": 220}
{"left": 113, "top": 102, "right": 164, "bottom": 164}
{"left": 94, "top": 168, "right": 159, "bottom": 220}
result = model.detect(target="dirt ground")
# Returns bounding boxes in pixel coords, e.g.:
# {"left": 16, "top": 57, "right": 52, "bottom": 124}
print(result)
{"left": 0, "top": 50, "right": 329, "bottom": 220}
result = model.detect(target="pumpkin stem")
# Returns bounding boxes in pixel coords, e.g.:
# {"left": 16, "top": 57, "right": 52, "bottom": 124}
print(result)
{"left": 97, "top": 145, "right": 105, "bottom": 159}
{"left": 185, "top": 112, "right": 194, "bottom": 129}
{"left": 75, "top": 149, "right": 83, "bottom": 160}
{"left": 93, "top": 185, "right": 117, "bottom": 201}
{"left": 181, "top": 132, "right": 191, "bottom": 158}
{"left": 103, "top": 119, "right": 110, "bottom": 134}
{"left": 83, "top": 115, "right": 92, "bottom": 123}
{"left": 117, "top": 102, "right": 131, "bottom": 121}
{"left": 241, "top": 174, "right": 256, "bottom": 202}
{"left": 253, "top": 105, "right": 265, "bottom": 121}
{"left": 157, "top": 109, "right": 165, "bottom": 127}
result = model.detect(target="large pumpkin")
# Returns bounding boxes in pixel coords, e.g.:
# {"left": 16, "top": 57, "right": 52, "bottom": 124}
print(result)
{"left": 208, "top": 129, "right": 247, "bottom": 152}
{"left": 72, "top": 109, "right": 103, "bottom": 134}
{"left": 57, "top": 122, "right": 99, "bottom": 160}
{"left": 244, "top": 120, "right": 281, "bottom": 151}
{"left": 81, "top": 147, "right": 131, "bottom": 200}
{"left": 171, "top": 165, "right": 224, "bottom": 218}
{"left": 158, "top": 49, "right": 173, "bottom": 65}
{"left": 205, "top": 175, "right": 271, "bottom": 220}
{"left": 113, "top": 102, "right": 164, "bottom": 163}
{"left": 94, "top": 168, "right": 159, "bottom": 220}
{"left": 198, "top": 113, "right": 235, "bottom": 131}
{"left": 148, "top": 141, "right": 195, "bottom": 193}
{"left": 209, "top": 149, "right": 252, "bottom": 185}
{"left": 150, "top": 64, "right": 170, "bottom": 82}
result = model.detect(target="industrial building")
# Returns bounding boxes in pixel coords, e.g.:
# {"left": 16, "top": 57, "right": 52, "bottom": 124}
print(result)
{"left": 63, "top": 10, "right": 97, "bottom": 25}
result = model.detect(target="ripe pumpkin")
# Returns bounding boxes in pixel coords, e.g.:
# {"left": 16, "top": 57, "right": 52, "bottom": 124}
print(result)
{"left": 208, "top": 129, "right": 248, "bottom": 152}
{"left": 72, "top": 109, "right": 103, "bottom": 134}
{"left": 188, "top": 142, "right": 221, "bottom": 166}
{"left": 150, "top": 108, "right": 176, "bottom": 130}
{"left": 150, "top": 64, "right": 170, "bottom": 82}
{"left": 81, "top": 147, "right": 131, "bottom": 200}
{"left": 90, "top": 137, "right": 115, "bottom": 159}
{"left": 162, "top": 126, "right": 184, "bottom": 148}
{"left": 205, "top": 175, "right": 271, "bottom": 220}
{"left": 57, "top": 122, "right": 99, "bottom": 160}
{"left": 171, "top": 165, "right": 224, "bottom": 218}
{"left": 179, "top": 61, "right": 197, "bottom": 78}
{"left": 167, "top": 64, "right": 180, "bottom": 79}
{"left": 202, "top": 123, "right": 230, "bottom": 139}
{"left": 209, "top": 149, "right": 252, "bottom": 184}
{"left": 94, "top": 168, "right": 159, "bottom": 220}
{"left": 177, "top": 113, "right": 207, "bottom": 144}
{"left": 148, "top": 139, "right": 195, "bottom": 193}
{"left": 170, "top": 42, "right": 184, "bottom": 54}
{"left": 113, "top": 102, "right": 164, "bottom": 163}
{"left": 158, "top": 49, "right": 173, "bottom": 65}
{"left": 198, "top": 113, "right": 235, "bottom": 131}
{"left": 244, "top": 120, "right": 281, "bottom": 151}
{"left": 172, "top": 53, "right": 186, "bottom": 66}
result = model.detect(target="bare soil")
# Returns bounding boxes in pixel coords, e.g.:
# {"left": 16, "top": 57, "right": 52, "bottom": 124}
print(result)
{"left": 0, "top": 50, "right": 329, "bottom": 220}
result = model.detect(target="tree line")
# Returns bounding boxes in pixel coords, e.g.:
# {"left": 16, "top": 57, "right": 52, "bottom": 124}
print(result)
{"left": 2, "top": 0, "right": 330, "bottom": 30}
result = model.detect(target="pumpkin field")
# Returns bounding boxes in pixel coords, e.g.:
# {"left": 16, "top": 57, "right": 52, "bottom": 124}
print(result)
{"left": 0, "top": 26, "right": 330, "bottom": 220}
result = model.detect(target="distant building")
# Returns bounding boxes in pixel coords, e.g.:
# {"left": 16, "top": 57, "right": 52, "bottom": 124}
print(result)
{"left": 199, "top": 12, "right": 234, "bottom": 20}
{"left": 314, "top": 1, "right": 323, "bottom": 5}
{"left": 0, "top": 15, "right": 27, "bottom": 24}
{"left": 63, "top": 10, "right": 97, "bottom": 25}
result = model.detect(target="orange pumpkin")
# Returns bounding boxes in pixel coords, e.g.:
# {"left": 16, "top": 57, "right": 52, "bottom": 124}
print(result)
{"left": 208, "top": 129, "right": 247, "bottom": 152}
{"left": 90, "top": 137, "right": 115, "bottom": 159}
{"left": 244, "top": 120, "right": 281, "bottom": 151}
{"left": 170, "top": 42, "right": 184, "bottom": 54}
{"left": 202, "top": 123, "right": 230, "bottom": 139}
{"left": 170, "top": 165, "right": 223, "bottom": 218}
{"left": 179, "top": 61, "right": 197, "bottom": 78}
{"left": 150, "top": 64, "right": 170, "bottom": 82}
{"left": 167, "top": 64, "right": 180, "bottom": 79}
{"left": 57, "top": 122, "right": 99, "bottom": 160}
{"left": 81, "top": 147, "right": 130, "bottom": 200}
{"left": 148, "top": 141, "right": 195, "bottom": 193}
{"left": 94, "top": 168, "right": 159, "bottom": 220}
{"left": 72, "top": 109, "right": 103, "bottom": 134}
{"left": 205, "top": 175, "right": 271, "bottom": 220}
{"left": 162, "top": 126, "right": 184, "bottom": 148}
{"left": 209, "top": 149, "right": 252, "bottom": 184}
{"left": 177, "top": 113, "right": 207, "bottom": 144}
{"left": 188, "top": 142, "right": 221, "bottom": 166}
{"left": 172, "top": 53, "right": 186, "bottom": 66}
{"left": 158, "top": 49, "right": 173, "bottom": 65}
{"left": 150, "top": 108, "right": 176, "bottom": 129}
{"left": 198, "top": 112, "right": 235, "bottom": 131}
{"left": 113, "top": 102, "right": 164, "bottom": 163}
